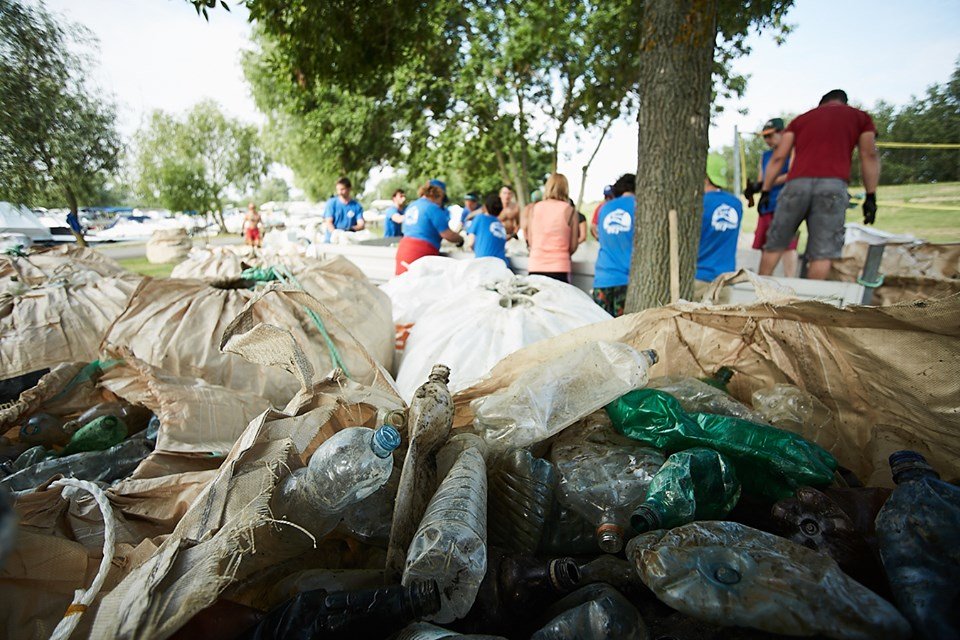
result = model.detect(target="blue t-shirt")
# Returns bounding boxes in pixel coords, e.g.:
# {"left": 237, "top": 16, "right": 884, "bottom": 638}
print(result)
{"left": 594, "top": 195, "right": 635, "bottom": 288}
{"left": 402, "top": 197, "right": 450, "bottom": 249}
{"left": 760, "top": 149, "right": 791, "bottom": 215}
{"left": 697, "top": 190, "right": 743, "bottom": 282}
{"left": 324, "top": 197, "right": 364, "bottom": 230}
{"left": 467, "top": 213, "right": 508, "bottom": 264}
{"left": 384, "top": 206, "right": 404, "bottom": 237}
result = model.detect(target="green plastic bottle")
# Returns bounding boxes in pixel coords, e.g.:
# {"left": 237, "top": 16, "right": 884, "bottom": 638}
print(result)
{"left": 60, "top": 415, "right": 128, "bottom": 457}
{"left": 607, "top": 389, "right": 836, "bottom": 501}
{"left": 699, "top": 367, "right": 734, "bottom": 393}
{"left": 631, "top": 448, "right": 741, "bottom": 533}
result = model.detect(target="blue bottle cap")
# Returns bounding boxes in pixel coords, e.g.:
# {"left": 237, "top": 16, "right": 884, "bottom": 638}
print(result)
{"left": 371, "top": 425, "right": 402, "bottom": 458}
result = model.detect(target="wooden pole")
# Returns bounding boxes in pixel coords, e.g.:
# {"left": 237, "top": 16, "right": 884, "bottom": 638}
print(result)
{"left": 668, "top": 209, "right": 679, "bottom": 303}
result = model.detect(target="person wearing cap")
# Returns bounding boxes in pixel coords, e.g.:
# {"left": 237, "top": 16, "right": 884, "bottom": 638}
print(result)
{"left": 466, "top": 191, "right": 508, "bottom": 265}
{"left": 592, "top": 173, "right": 636, "bottom": 317}
{"left": 460, "top": 192, "right": 481, "bottom": 230}
{"left": 324, "top": 176, "right": 365, "bottom": 233}
{"left": 383, "top": 188, "right": 406, "bottom": 238}
{"left": 696, "top": 156, "right": 743, "bottom": 298}
{"left": 744, "top": 118, "right": 798, "bottom": 277}
{"left": 395, "top": 180, "right": 464, "bottom": 275}
{"left": 591, "top": 185, "right": 614, "bottom": 240}
{"left": 757, "top": 89, "right": 880, "bottom": 280}
{"left": 499, "top": 185, "right": 521, "bottom": 238}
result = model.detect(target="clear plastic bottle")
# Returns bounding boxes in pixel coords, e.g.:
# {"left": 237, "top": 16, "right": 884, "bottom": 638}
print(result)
{"left": 271, "top": 425, "right": 401, "bottom": 538}
{"left": 875, "top": 451, "right": 960, "bottom": 640}
{"left": 436, "top": 432, "right": 487, "bottom": 480}
{"left": 530, "top": 583, "right": 647, "bottom": 640}
{"left": 340, "top": 464, "right": 401, "bottom": 546}
{"left": 403, "top": 447, "right": 487, "bottom": 623}
{"left": 473, "top": 342, "right": 658, "bottom": 450}
{"left": 1, "top": 437, "right": 153, "bottom": 491}
{"left": 487, "top": 448, "right": 556, "bottom": 555}
{"left": 552, "top": 441, "right": 664, "bottom": 553}
{"left": 648, "top": 375, "right": 768, "bottom": 424}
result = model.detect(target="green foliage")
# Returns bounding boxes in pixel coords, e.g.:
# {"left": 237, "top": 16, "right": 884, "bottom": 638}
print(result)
{"left": 0, "top": 0, "right": 121, "bottom": 211}
{"left": 131, "top": 100, "right": 267, "bottom": 225}
{"left": 254, "top": 176, "right": 290, "bottom": 204}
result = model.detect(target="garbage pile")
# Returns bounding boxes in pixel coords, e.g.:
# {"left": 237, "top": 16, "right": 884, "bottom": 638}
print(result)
{"left": 0, "top": 241, "right": 958, "bottom": 640}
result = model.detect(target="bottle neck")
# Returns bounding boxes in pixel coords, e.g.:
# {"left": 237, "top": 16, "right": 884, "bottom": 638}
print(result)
{"left": 630, "top": 503, "right": 662, "bottom": 534}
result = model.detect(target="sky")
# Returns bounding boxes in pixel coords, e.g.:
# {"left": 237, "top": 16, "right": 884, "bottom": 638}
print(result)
{"left": 43, "top": 0, "right": 960, "bottom": 200}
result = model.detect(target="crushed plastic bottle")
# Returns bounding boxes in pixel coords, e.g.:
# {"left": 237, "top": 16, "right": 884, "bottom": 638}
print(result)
{"left": 627, "top": 521, "right": 910, "bottom": 640}
{"left": 751, "top": 384, "right": 854, "bottom": 462}
{"left": 8, "top": 445, "right": 52, "bottom": 473}
{"left": 242, "top": 580, "right": 441, "bottom": 640}
{"left": 648, "top": 375, "right": 769, "bottom": 424}
{"left": 576, "top": 555, "right": 645, "bottom": 592}
{"left": 487, "top": 448, "right": 556, "bottom": 555}
{"left": 530, "top": 583, "right": 648, "bottom": 640}
{"left": 60, "top": 415, "right": 128, "bottom": 456}
{"left": 387, "top": 364, "right": 455, "bottom": 578}
{"left": 552, "top": 441, "right": 664, "bottom": 553}
{"left": 393, "top": 622, "right": 508, "bottom": 639}
{"left": 1, "top": 437, "right": 154, "bottom": 491}
{"left": 875, "top": 451, "right": 960, "bottom": 640}
{"left": 62, "top": 401, "right": 154, "bottom": 436}
{"left": 538, "top": 502, "right": 601, "bottom": 556}
{"left": 19, "top": 413, "right": 71, "bottom": 448}
{"left": 631, "top": 448, "right": 740, "bottom": 533}
{"left": 403, "top": 447, "right": 487, "bottom": 623}
{"left": 271, "top": 425, "right": 401, "bottom": 539}
{"left": 473, "top": 342, "right": 658, "bottom": 451}
{"left": 607, "top": 388, "right": 836, "bottom": 501}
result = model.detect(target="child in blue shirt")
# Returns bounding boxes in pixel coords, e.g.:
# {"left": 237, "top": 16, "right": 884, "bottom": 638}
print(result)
{"left": 466, "top": 192, "right": 508, "bottom": 265}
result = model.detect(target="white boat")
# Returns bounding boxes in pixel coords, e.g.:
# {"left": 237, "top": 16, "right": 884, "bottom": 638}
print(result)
{"left": 0, "top": 202, "right": 54, "bottom": 247}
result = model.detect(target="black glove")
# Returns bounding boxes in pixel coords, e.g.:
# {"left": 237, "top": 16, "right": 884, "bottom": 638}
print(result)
{"left": 863, "top": 193, "right": 877, "bottom": 225}
{"left": 743, "top": 182, "right": 760, "bottom": 207}
{"left": 757, "top": 191, "right": 771, "bottom": 213}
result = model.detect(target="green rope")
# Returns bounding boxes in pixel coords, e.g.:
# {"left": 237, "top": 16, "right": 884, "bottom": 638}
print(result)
{"left": 2, "top": 245, "right": 27, "bottom": 257}
{"left": 857, "top": 274, "right": 885, "bottom": 289}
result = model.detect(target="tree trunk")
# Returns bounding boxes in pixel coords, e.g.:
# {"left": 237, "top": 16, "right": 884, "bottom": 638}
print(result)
{"left": 63, "top": 183, "right": 87, "bottom": 248}
{"left": 625, "top": 0, "right": 717, "bottom": 312}
{"left": 211, "top": 199, "right": 228, "bottom": 234}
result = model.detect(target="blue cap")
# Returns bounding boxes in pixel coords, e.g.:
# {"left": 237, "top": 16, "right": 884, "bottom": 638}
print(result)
{"left": 603, "top": 185, "right": 613, "bottom": 196}
{"left": 429, "top": 179, "right": 447, "bottom": 192}
{"left": 371, "top": 424, "right": 402, "bottom": 458}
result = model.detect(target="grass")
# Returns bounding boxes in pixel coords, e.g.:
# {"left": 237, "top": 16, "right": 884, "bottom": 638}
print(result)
{"left": 116, "top": 257, "right": 176, "bottom": 278}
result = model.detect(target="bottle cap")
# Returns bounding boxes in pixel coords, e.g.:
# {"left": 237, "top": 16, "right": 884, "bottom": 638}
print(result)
{"left": 714, "top": 366, "right": 734, "bottom": 384}
{"left": 639, "top": 349, "right": 659, "bottom": 366}
{"left": 371, "top": 425, "right": 402, "bottom": 458}
{"left": 889, "top": 450, "right": 939, "bottom": 484}
{"left": 548, "top": 558, "right": 581, "bottom": 591}
{"left": 630, "top": 504, "right": 662, "bottom": 533}
{"left": 596, "top": 523, "right": 624, "bottom": 554}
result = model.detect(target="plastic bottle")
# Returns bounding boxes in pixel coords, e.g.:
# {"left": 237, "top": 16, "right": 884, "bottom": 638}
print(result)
{"left": 552, "top": 441, "right": 664, "bottom": 553}
{"left": 875, "top": 451, "right": 960, "bottom": 640}
{"left": 631, "top": 448, "right": 740, "bottom": 533}
{"left": 63, "top": 402, "right": 154, "bottom": 436}
{"left": 648, "top": 375, "right": 769, "bottom": 423}
{"left": 393, "top": 622, "right": 508, "bottom": 640}
{"left": 699, "top": 366, "right": 733, "bottom": 392}
{"left": 8, "top": 445, "right": 51, "bottom": 472}
{"left": 530, "top": 583, "right": 647, "bottom": 640}
{"left": 607, "top": 388, "right": 836, "bottom": 501}
{"left": 1, "top": 437, "right": 154, "bottom": 491}
{"left": 241, "top": 580, "right": 441, "bottom": 640}
{"left": 19, "top": 413, "right": 71, "bottom": 448}
{"left": 473, "top": 342, "right": 658, "bottom": 451}
{"left": 487, "top": 448, "right": 556, "bottom": 555}
{"left": 339, "top": 464, "right": 400, "bottom": 546}
{"left": 387, "top": 364, "right": 454, "bottom": 578}
{"left": 60, "top": 415, "right": 128, "bottom": 456}
{"left": 271, "top": 425, "right": 401, "bottom": 538}
{"left": 402, "top": 447, "right": 487, "bottom": 623}
{"left": 627, "top": 521, "right": 910, "bottom": 639}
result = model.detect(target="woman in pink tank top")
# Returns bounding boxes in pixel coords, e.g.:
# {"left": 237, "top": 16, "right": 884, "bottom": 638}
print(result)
{"left": 524, "top": 173, "right": 579, "bottom": 283}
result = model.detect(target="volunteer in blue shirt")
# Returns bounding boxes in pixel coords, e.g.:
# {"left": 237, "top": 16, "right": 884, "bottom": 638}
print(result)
{"left": 324, "top": 176, "right": 365, "bottom": 233}
{"left": 696, "top": 156, "right": 743, "bottom": 296}
{"left": 383, "top": 188, "right": 406, "bottom": 238}
{"left": 592, "top": 173, "right": 636, "bottom": 317}
{"left": 395, "top": 180, "right": 464, "bottom": 275}
{"left": 460, "top": 192, "right": 480, "bottom": 229}
{"left": 466, "top": 192, "right": 508, "bottom": 265}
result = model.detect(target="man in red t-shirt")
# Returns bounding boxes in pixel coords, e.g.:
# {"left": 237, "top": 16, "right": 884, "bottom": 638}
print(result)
{"left": 757, "top": 89, "right": 880, "bottom": 280}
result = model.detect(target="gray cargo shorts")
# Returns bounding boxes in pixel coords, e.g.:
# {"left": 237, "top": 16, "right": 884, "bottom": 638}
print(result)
{"left": 764, "top": 177, "right": 847, "bottom": 260}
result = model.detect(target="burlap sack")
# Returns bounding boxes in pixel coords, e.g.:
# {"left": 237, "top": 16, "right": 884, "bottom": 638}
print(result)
{"left": 101, "top": 279, "right": 391, "bottom": 407}
{"left": 0, "top": 245, "right": 128, "bottom": 288}
{"left": 830, "top": 240, "right": 960, "bottom": 305}
{"left": 0, "top": 276, "right": 141, "bottom": 381}
{"left": 453, "top": 294, "right": 960, "bottom": 487}
{"left": 169, "top": 246, "right": 253, "bottom": 280}
{"left": 145, "top": 228, "right": 192, "bottom": 265}
{"left": 90, "top": 297, "right": 403, "bottom": 639}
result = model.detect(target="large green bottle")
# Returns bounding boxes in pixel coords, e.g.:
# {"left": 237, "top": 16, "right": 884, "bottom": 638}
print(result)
{"left": 607, "top": 389, "right": 836, "bottom": 501}
{"left": 631, "top": 448, "right": 740, "bottom": 533}
{"left": 60, "top": 415, "right": 128, "bottom": 457}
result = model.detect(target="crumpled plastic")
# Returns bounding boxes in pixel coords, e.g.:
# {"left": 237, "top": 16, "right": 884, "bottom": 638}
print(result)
{"left": 649, "top": 375, "right": 770, "bottom": 424}
{"left": 627, "top": 521, "right": 911, "bottom": 640}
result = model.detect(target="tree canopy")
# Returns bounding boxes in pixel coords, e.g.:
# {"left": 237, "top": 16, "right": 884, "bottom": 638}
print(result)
{"left": 0, "top": 0, "right": 121, "bottom": 224}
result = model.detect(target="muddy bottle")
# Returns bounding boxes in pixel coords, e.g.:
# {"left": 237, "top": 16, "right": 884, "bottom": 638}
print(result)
{"left": 473, "top": 342, "right": 658, "bottom": 451}
{"left": 436, "top": 431, "right": 487, "bottom": 480}
{"left": 488, "top": 448, "right": 556, "bottom": 555}
{"left": 699, "top": 366, "right": 734, "bottom": 393}
{"left": 387, "top": 364, "right": 454, "bottom": 578}
{"left": 271, "top": 425, "right": 401, "bottom": 538}
{"left": 242, "top": 580, "right": 441, "bottom": 640}
{"left": 19, "top": 413, "right": 71, "bottom": 448}
{"left": 459, "top": 548, "right": 580, "bottom": 634}
{"left": 63, "top": 402, "right": 154, "bottom": 436}
{"left": 631, "top": 448, "right": 740, "bottom": 533}
{"left": 60, "top": 415, "right": 128, "bottom": 456}
{"left": 403, "top": 447, "right": 487, "bottom": 623}
{"left": 553, "top": 441, "right": 664, "bottom": 553}
{"left": 530, "top": 583, "right": 647, "bottom": 640}
{"left": 875, "top": 451, "right": 960, "bottom": 640}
